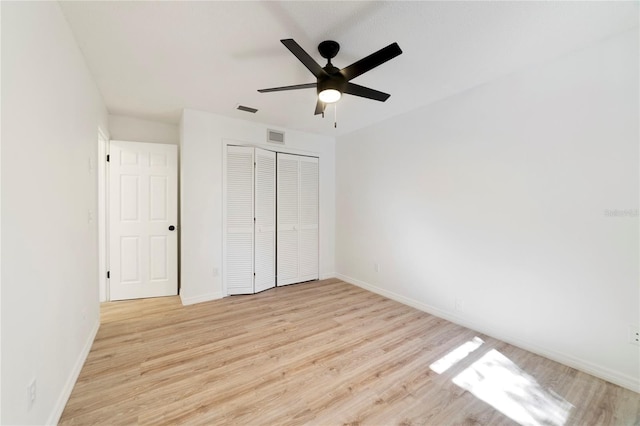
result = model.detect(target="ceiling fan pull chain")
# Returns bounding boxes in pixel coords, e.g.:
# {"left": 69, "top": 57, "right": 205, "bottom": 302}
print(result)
{"left": 334, "top": 103, "right": 337, "bottom": 128}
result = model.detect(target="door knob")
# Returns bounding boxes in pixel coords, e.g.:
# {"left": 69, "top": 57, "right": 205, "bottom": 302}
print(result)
{"left": 169, "top": 225, "right": 176, "bottom": 231}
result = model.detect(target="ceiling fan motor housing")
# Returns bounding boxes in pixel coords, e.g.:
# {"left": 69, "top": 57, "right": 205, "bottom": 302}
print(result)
{"left": 318, "top": 60, "right": 346, "bottom": 96}
{"left": 317, "top": 73, "right": 346, "bottom": 95}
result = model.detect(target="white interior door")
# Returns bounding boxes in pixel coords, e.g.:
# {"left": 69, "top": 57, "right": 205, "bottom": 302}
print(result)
{"left": 226, "top": 146, "right": 255, "bottom": 295}
{"left": 277, "top": 153, "right": 319, "bottom": 286}
{"left": 254, "top": 149, "right": 276, "bottom": 293}
{"left": 109, "top": 141, "right": 178, "bottom": 301}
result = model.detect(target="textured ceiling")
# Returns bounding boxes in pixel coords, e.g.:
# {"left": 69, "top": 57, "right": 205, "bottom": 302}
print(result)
{"left": 59, "top": 1, "right": 638, "bottom": 136}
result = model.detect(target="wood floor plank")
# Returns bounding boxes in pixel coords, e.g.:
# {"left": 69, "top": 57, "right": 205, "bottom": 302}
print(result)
{"left": 60, "top": 279, "right": 639, "bottom": 425}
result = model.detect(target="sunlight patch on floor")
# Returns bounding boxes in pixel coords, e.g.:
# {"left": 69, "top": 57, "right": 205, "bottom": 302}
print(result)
{"left": 429, "top": 336, "right": 484, "bottom": 374}
{"left": 452, "top": 349, "right": 573, "bottom": 426}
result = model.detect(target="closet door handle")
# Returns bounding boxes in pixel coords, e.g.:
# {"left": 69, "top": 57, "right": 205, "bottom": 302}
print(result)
{"left": 169, "top": 225, "right": 176, "bottom": 231}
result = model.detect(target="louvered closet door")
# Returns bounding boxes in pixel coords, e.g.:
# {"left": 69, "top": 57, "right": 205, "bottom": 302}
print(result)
{"left": 277, "top": 153, "right": 319, "bottom": 286}
{"left": 226, "top": 146, "right": 255, "bottom": 294}
{"left": 298, "top": 157, "right": 319, "bottom": 280}
{"left": 254, "top": 149, "right": 276, "bottom": 292}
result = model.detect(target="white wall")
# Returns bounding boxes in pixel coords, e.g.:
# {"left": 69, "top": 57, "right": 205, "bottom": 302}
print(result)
{"left": 109, "top": 114, "right": 179, "bottom": 145}
{"left": 336, "top": 29, "right": 639, "bottom": 391}
{"left": 1, "top": 2, "right": 108, "bottom": 424}
{"left": 180, "top": 109, "right": 335, "bottom": 304}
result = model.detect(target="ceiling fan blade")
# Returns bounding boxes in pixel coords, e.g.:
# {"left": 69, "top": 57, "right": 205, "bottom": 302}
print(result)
{"left": 340, "top": 42, "right": 402, "bottom": 82}
{"left": 281, "top": 39, "right": 328, "bottom": 78}
{"left": 344, "top": 82, "right": 390, "bottom": 102}
{"left": 314, "top": 99, "right": 326, "bottom": 115}
{"left": 258, "top": 82, "right": 317, "bottom": 93}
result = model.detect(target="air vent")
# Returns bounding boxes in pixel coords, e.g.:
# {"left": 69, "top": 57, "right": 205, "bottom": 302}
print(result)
{"left": 267, "top": 129, "right": 285, "bottom": 144}
{"left": 236, "top": 105, "right": 258, "bottom": 114}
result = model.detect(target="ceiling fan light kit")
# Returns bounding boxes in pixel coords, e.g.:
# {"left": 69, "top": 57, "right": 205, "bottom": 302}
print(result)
{"left": 258, "top": 38, "right": 402, "bottom": 120}
{"left": 318, "top": 89, "right": 341, "bottom": 103}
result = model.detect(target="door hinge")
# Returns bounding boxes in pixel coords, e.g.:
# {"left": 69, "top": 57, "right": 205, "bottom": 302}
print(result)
{"left": 107, "top": 271, "right": 110, "bottom": 279}
{"left": 106, "top": 154, "right": 110, "bottom": 162}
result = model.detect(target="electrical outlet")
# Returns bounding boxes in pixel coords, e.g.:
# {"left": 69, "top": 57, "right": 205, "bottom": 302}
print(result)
{"left": 212, "top": 267, "right": 219, "bottom": 277}
{"left": 455, "top": 298, "right": 465, "bottom": 312}
{"left": 629, "top": 325, "right": 640, "bottom": 346}
{"left": 374, "top": 262, "right": 380, "bottom": 273}
{"left": 27, "top": 379, "right": 36, "bottom": 410}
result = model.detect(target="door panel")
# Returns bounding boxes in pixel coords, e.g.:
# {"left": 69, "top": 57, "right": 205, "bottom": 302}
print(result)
{"left": 300, "top": 161, "right": 319, "bottom": 226}
{"left": 254, "top": 149, "right": 276, "bottom": 293}
{"left": 226, "top": 146, "right": 255, "bottom": 294}
{"left": 299, "top": 229, "right": 319, "bottom": 279}
{"left": 120, "top": 236, "right": 140, "bottom": 283}
{"left": 149, "top": 236, "right": 168, "bottom": 280}
{"left": 298, "top": 158, "right": 319, "bottom": 280}
{"left": 277, "top": 154, "right": 299, "bottom": 286}
{"left": 226, "top": 233, "right": 254, "bottom": 293}
{"left": 109, "top": 141, "right": 178, "bottom": 301}
{"left": 277, "top": 153, "right": 319, "bottom": 286}
{"left": 277, "top": 229, "right": 299, "bottom": 284}
{"left": 277, "top": 157, "right": 299, "bottom": 226}
{"left": 149, "top": 176, "right": 168, "bottom": 221}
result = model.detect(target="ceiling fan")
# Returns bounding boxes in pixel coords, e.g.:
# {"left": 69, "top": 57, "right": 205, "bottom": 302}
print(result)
{"left": 258, "top": 39, "right": 403, "bottom": 116}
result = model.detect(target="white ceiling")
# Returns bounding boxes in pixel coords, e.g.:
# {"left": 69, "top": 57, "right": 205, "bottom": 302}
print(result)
{"left": 59, "top": 1, "right": 638, "bottom": 137}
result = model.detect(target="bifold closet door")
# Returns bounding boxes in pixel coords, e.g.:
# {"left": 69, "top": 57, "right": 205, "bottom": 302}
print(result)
{"left": 277, "top": 153, "right": 319, "bottom": 286}
{"left": 225, "top": 146, "right": 276, "bottom": 295}
{"left": 226, "top": 146, "right": 255, "bottom": 295}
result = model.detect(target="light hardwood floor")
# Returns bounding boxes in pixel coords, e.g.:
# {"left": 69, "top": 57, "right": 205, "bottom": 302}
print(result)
{"left": 60, "top": 279, "right": 639, "bottom": 425}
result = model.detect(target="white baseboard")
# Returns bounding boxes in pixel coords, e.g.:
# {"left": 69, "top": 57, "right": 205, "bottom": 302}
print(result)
{"left": 47, "top": 319, "right": 100, "bottom": 425}
{"left": 320, "top": 272, "right": 336, "bottom": 280}
{"left": 336, "top": 273, "right": 640, "bottom": 394}
{"left": 180, "top": 291, "right": 224, "bottom": 306}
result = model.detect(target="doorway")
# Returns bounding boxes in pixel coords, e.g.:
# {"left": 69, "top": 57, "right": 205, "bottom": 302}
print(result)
{"left": 102, "top": 140, "right": 179, "bottom": 301}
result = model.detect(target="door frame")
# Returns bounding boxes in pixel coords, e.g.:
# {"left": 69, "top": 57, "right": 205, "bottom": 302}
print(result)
{"left": 97, "top": 130, "right": 109, "bottom": 302}
{"left": 221, "top": 139, "right": 320, "bottom": 297}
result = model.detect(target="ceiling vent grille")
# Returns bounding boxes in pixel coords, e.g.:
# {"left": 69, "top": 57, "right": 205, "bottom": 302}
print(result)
{"left": 236, "top": 105, "right": 258, "bottom": 113}
{"left": 267, "top": 129, "right": 285, "bottom": 144}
